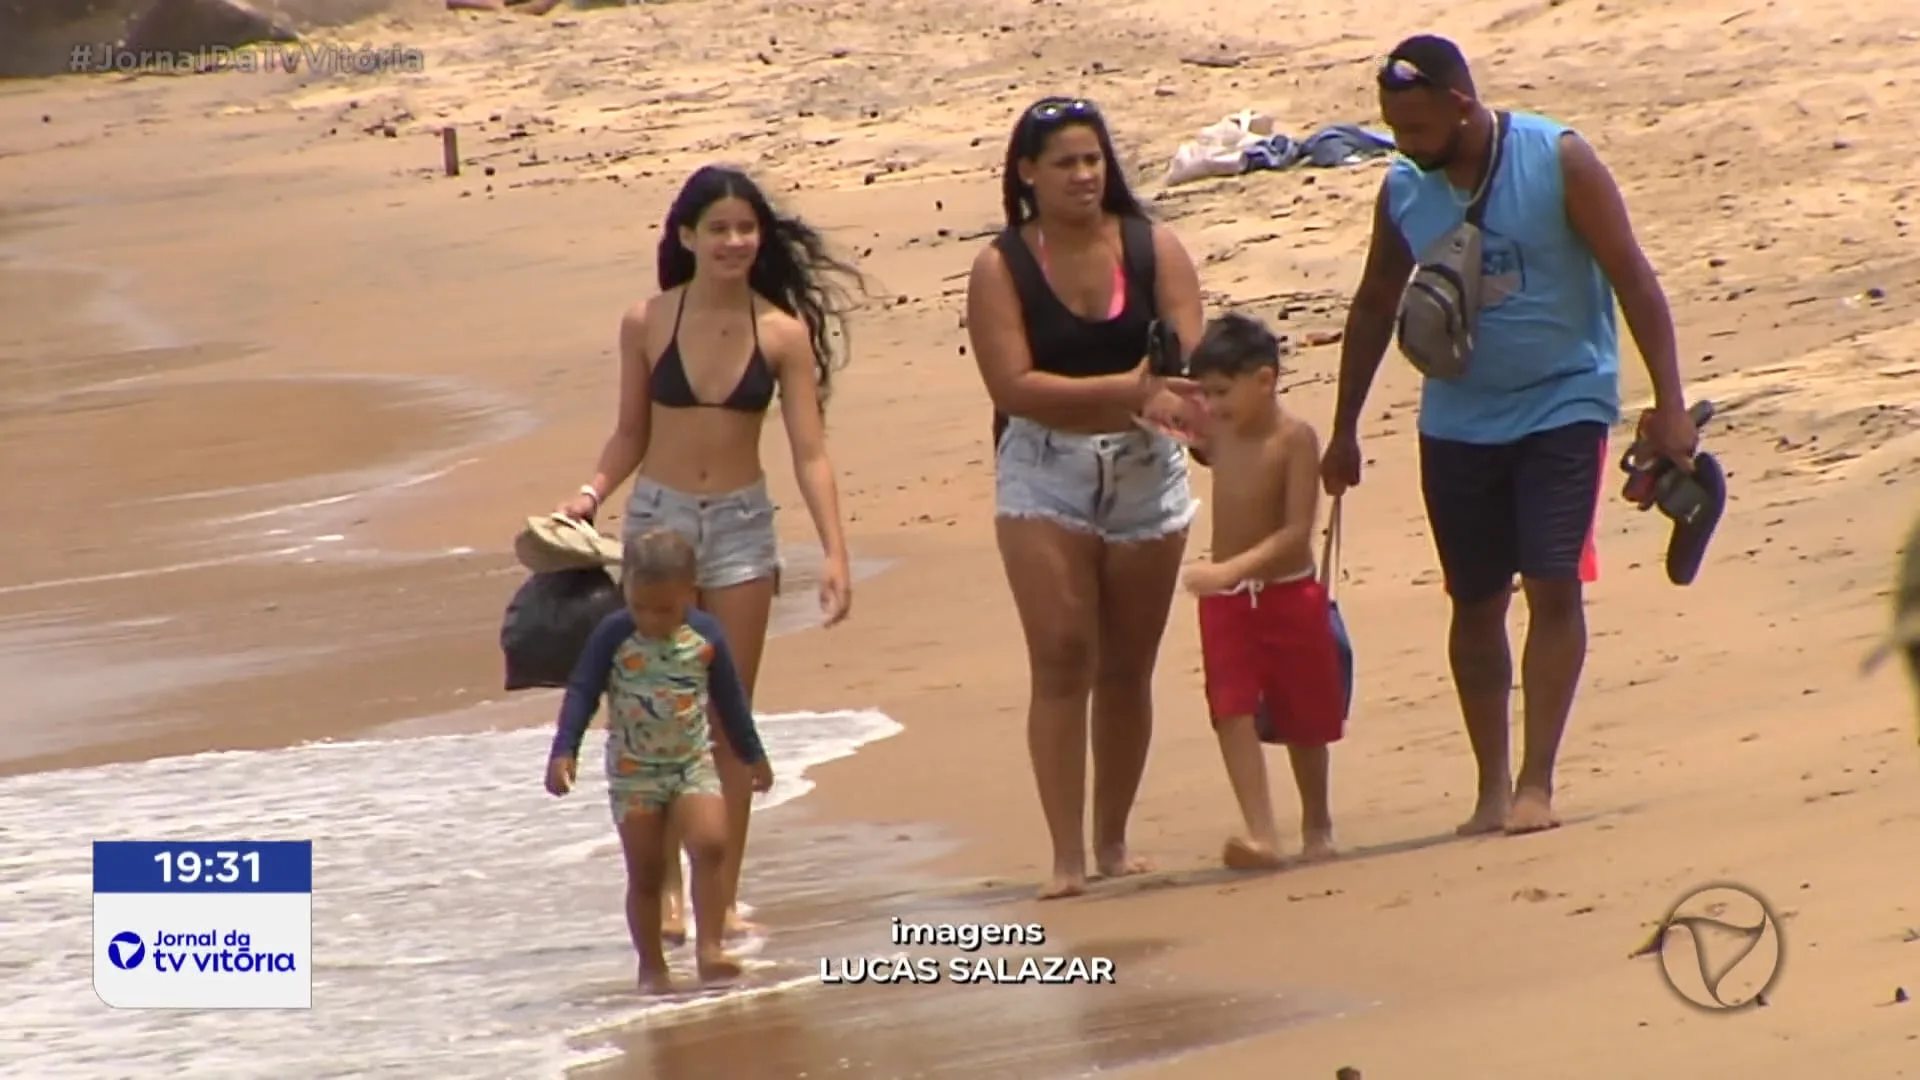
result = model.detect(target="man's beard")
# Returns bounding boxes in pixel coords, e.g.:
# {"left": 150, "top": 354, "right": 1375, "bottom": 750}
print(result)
{"left": 1409, "top": 126, "right": 1465, "bottom": 173}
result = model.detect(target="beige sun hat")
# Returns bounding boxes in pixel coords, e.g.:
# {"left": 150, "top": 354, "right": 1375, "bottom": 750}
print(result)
{"left": 1861, "top": 510, "right": 1920, "bottom": 680}
{"left": 513, "top": 514, "right": 622, "bottom": 574}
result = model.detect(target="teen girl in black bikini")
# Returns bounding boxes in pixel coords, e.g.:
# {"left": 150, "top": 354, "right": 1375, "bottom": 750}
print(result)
{"left": 559, "top": 164, "right": 867, "bottom": 940}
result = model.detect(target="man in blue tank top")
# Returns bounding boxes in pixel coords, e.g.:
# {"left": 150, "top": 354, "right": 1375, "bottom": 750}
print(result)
{"left": 1320, "top": 35, "right": 1699, "bottom": 836}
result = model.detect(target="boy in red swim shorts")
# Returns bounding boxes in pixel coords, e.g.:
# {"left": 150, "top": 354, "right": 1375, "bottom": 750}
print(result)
{"left": 1182, "top": 314, "right": 1343, "bottom": 868}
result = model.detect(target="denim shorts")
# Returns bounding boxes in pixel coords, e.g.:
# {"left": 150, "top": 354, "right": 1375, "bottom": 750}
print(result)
{"left": 995, "top": 416, "right": 1196, "bottom": 543}
{"left": 623, "top": 477, "right": 780, "bottom": 590}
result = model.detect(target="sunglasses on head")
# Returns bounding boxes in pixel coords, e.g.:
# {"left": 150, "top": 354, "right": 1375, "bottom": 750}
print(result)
{"left": 1027, "top": 97, "right": 1101, "bottom": 124}
{"left": 1377, "top": 56, "right": 1433, "bottom": 90}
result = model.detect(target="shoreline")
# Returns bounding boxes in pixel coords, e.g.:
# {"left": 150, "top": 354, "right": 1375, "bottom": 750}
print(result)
{"left": 0, "top": 542, "right": 896, "bottom": 778}
{"left": 0, "top": 708, "right": 915, "bottom": 1078}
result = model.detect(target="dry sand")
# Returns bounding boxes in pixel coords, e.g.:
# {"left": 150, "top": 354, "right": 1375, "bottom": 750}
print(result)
{"left": 3, "top": 0, "right": 1919, "bottom": 1075}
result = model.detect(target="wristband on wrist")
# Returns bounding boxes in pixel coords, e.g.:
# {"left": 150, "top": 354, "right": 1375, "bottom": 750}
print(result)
{"left": 578, "top": 484, "right": 602, "bottom": 509}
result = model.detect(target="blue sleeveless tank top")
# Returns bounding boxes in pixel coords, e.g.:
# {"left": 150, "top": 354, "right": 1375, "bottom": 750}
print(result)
{"left": 1384, "top": 111, "right": 1620, "bottom": 444}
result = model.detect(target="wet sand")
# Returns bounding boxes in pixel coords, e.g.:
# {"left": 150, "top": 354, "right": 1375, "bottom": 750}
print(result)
{"left": 571, "top": 813, "right": 1349, "bottom": 1079}
{"left": 2, "top": 0, "right": 1919, "bottom": 1077}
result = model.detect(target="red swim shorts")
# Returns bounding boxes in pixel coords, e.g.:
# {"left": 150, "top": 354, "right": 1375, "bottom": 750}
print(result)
{"left": 1198, "top": 577, "right": 1345, "bottom": 746}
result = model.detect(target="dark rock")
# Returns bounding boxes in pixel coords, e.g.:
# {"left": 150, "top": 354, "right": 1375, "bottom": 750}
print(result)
{"left": 125, "top": 0, "right": 296, "bottom": 55}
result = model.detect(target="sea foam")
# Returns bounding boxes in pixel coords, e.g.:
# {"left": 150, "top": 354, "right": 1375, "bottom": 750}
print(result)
{"left": 0, "top": 708, "right": 901, "bottom": 1079}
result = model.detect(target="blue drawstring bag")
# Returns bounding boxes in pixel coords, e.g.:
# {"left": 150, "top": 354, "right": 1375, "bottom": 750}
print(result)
{"left": 1256, "top": 497, "right": 1355, "bottom": 743}
{"left": 1324, "top": 498, "right": 1356, "bottom": 712}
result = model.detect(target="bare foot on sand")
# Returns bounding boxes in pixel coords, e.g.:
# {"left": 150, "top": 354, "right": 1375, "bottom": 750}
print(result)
{"left": 1093, "top": 845, "right": 1153, "bottom": 880}
{"left": 1221, "top": 836, "right": 1287, "bottom": 870}
{"left": 638, "top": 965, "right": 674, "bottom": 995}
{"left": 1503, "top": 787, "right": 1561, "bottom": 834}
{"left": 696, "top": 950, "right": 743, "bottom": 984}
{"left": 1037, "top": 869, "right": 1087, "bottom": 900}
{"left": 1456, "top": 793, "right": 1511, "bottom": 836}
{"left": 1298, "top": 828, "right": 1338, "bottom": 863}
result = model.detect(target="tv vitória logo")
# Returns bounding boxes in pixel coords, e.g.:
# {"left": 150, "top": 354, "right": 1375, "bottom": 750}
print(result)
{"left": 107, "top": 931, "right": 146, "bottom": 970}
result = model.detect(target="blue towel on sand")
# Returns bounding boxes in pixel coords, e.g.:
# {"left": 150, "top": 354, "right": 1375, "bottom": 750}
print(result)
{"left": 1243, "top": 124, "right": 1395, "bottom": 173}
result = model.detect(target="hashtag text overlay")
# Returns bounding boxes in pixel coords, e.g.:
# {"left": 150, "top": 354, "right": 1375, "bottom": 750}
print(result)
{"left": 69, "top": 43, "right": 426, "bottom": 76}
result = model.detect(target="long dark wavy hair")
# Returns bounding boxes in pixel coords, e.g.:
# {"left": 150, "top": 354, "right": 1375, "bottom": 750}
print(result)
{"left": 656, "top": 165, "right": 868, "bottom": 407}
{"left": 1000, "top": 96, "right": 1146, "bottom": 228}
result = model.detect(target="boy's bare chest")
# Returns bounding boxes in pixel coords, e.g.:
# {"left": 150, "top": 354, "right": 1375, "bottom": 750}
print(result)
{"left": 1206, "top": 440, "right": 1292, "bottom": 545}
{"left": 1207, "top": 436, "right": 1288, "bottom": 495}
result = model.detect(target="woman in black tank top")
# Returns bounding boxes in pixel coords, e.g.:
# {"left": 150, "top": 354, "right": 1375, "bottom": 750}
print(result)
{"left": 965, "top": 96, "right": 1209, "bottom": 899}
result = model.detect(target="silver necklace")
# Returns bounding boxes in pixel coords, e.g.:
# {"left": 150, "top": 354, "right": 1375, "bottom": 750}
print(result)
{"left": 1448, "top": 110, "right": 1497, "bottom": 209}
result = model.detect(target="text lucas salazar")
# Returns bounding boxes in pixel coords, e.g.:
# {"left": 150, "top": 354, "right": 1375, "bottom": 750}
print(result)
{"left": 820, "top": 954, "right": 1116, "bottom": 985}
{"left": 821, "top": 920, "right": 1114, "bottom": 985}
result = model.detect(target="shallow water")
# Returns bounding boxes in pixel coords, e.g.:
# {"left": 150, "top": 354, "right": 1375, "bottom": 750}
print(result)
{"left": 0, "top": 238, "right": 187, "bottom": 354}
{"left": 598, "top": 975, "right": 1344, "bottom": 1080}
{"left": 0, "top": 710, "right": 902, "bottom": 1080}
{"left": 0, "top": 615, "right": 332, "bottom": 761}
{"left": 0, "top": 370, "right": 539, "bottom": 586}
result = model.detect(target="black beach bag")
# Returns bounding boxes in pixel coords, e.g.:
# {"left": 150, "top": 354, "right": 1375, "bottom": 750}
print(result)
{"left": 500, "top": 568, "right": 624, "bottom": 690}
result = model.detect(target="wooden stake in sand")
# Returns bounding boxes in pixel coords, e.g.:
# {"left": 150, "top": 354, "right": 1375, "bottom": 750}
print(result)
{"left": 441, "top": 126, "right": 460, "bottom": 177}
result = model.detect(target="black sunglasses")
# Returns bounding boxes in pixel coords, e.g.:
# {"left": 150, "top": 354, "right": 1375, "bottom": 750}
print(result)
{"left": 1376, "top": 56, "right": 1432, "bottom": 90}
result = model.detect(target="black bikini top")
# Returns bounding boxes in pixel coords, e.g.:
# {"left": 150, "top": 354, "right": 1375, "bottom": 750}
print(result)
{"left": 648, "top": 290, "right": 776, "bottom": 413}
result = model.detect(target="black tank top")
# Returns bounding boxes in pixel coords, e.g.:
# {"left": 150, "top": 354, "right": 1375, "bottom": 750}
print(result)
{"left": 990, "top": 213, "right": 1159, "bottom": 446}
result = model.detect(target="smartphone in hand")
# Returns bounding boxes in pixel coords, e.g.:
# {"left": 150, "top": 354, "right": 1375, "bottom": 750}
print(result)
{"left": 1146, "top": 320, "right": 1185, "bottom": 378}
